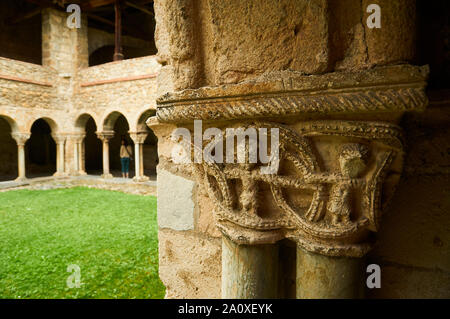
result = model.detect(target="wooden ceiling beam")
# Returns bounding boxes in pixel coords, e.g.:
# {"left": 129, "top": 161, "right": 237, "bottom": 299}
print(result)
{"left": 8, "top": 7, "right": 43, "bottom": 24}
{"left": 81, "top": 0, "right": 117, "bottom": 10}
{"left": 124, "top": 1, "right": 153, "bottom": 17}
{"left": 87, "top": 13, "right": 150, "bottom": 41}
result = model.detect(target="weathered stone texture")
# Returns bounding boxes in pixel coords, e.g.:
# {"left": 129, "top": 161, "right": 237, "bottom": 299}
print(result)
{"left": 203, "top": 0, "right": 329, "bottom": 84}
{"left": 42, "top": 8, "right": 88, "bottom": 74}
{"left": 153, "top": 0, "right": 449, "bottom": 299}
{"left": 157, "top": 167, "right": 195, "bottom": 231}
{"left": 77, "top": 56, "right": 160, "bottom": 83}
{"left": 158, "top": 228, "right": 221, "bottom": 299}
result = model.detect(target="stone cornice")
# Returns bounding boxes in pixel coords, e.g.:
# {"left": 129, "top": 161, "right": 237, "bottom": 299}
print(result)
{"left": 156, "top": 65, "right": 429, "bottom": 123}
{"left": 0, "top": 74, "right": 54, "bottom": 87}
{"left": 79, "top": 73, "right": 158, "bottom": 87}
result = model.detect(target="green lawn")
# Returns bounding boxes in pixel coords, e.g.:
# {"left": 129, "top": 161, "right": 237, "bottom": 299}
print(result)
{"left": 0, "top": 187, "right": 165, "bottom": 299}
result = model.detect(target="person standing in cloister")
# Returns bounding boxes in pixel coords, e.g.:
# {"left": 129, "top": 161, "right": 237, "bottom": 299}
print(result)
{"left": 120, "top": 137, "right": 133, "bottom": 178}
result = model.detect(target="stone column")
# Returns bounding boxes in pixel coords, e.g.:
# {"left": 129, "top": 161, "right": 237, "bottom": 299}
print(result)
{"left": 296, "top": 248, "right": 364, "bottom": 299}
{"left": 129, "top": 131, "right": 149, "bottom": 182}
{"left": 222, "top": 237, "right": 279, "bottom": 299}
{"left": 71, "top": 134, "right": 86, "bottom": 176}
{"left": 78, "top": 139, "right": 87, "bottom": 175}
{"left": 52, "top": 134, "right": 67, "bottom": 177}
{"left": 152, "top": 64, "right": 428, "bottom": 299}
{"left": 97, "top": 131, "right": 114, "bottom": 179}
{"left": 11, "top": 132, "right": 30, "bottom": 182}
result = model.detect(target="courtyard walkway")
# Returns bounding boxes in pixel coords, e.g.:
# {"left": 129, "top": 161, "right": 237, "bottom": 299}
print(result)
{"left": 0, "top": 174, "right": 157, "bottom": 196}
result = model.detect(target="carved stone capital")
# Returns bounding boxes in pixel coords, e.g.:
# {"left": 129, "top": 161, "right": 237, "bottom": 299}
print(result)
{"left": 69, "top": 133, "right": 86, "bottom": 143}
{"left": 11, "top": 132, "right": 30, "bottom": 146}
{"left": 155, "top": 64, "right": 428, "bottom": 258}
{"left": 189, "top": 121, "right": 403, "bottom": 257}
{"left": 129, "top": 131, "right": 148, "bottom": 144}
{"left": 96, "top": 131, "right": 115, "bottom": 142}
{"left": 51, "top": 134, "right": 67, "bottom": 144}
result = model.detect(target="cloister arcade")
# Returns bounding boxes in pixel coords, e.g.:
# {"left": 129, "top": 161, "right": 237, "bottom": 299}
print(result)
{"left": 0, "top": 110, "right": 157, "bottom": 183}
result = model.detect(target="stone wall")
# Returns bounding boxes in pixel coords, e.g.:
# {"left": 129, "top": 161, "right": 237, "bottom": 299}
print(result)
{"left": 153, "top": 0, "right": 450, "bottom": 298}
{"left": 0, "top": 57, "right": 66, "bottom": 132}
{"left": 42, "top": 8, "right": 88, "bottom": 75}
{"left": 74, "top": 55, "right": 160, "bottom": 130}
{"left": 155, "top": 0, "right": 416, "bottom": 91}
{"left": 1, "top": 7, "right": 159, "bottom": 180}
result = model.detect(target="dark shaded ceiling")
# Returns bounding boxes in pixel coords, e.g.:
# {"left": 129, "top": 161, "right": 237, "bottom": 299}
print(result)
{"left": 6, "top": 0, "right": 155, "bottom": 42}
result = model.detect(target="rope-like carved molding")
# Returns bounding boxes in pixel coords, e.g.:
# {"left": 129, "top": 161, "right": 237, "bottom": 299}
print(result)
{"left": 156, "top": 86, "right": 427, "bottom": 123}
{"left": 156, "top": 64, "right": 429, "bottom": 123}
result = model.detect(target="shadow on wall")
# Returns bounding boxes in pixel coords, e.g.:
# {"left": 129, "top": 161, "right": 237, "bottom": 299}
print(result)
{"left": 85, "top": 117, "right": 102, "bottom": 174}
{"left": 0, "top": 117, "right": 18, "bottom": 181}
{"left": 143, "top": 128, "right": 158, "bottom": 176}
{"left": 26, "top": 119, "right": 56, "bottom": 177}
{"left": 109, "top": 114, "right": 135, "bottom": 177}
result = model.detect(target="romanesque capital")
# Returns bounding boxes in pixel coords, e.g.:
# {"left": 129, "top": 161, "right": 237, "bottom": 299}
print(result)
{"left": 51, "top": 134, "right": 67, "bottom": 144}
{"left": 191, "top": 120, "right": 403, "bottom": 257}
{"left": 129, "top": 131, "right": 148, "bottom": 144}
{"left": 70, "top": 133, "right": 86, "bottom": 144}
{"left": 96, "top": 131, "right": 115, "bottom": 142}
{"left": 155, "top": 64, "right": 428, "bottom": 258}
{"left": 11, "top": 132, "right": 30, "bottom": 146}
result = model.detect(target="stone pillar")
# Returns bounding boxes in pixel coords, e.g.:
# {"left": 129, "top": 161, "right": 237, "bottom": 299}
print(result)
{"left": 97, "top": 131, "right": 114, "bottom": 179}
{"left": 11, "top": 133, "right": 30, "bottom": 182}
{"left": 152, "top": 64, "right": 428, "bottom": 299}
{"left": 52, "top": 134, "right": 67, "bottom": 177}
{"left": 296, "top": 248, "right": 364, "bottom": 299}
{"left": 71, "top": 134, "right": 86, "bottom": 176}
{"left": 130, "top": 131, "right": 149, "bottom": 182}
{"left": 81, "top": 139, "right": 86, "bottom": 173}
{"left": 41, "top": 8, "right": 88, "bottom": 74}
{"left": 222, "top": 237, "right": 279, "bottom": 299}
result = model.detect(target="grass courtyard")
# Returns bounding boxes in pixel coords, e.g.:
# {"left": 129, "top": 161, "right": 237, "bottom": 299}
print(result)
{"left": 0, "top": 187, "right": 165, "bottom": 299}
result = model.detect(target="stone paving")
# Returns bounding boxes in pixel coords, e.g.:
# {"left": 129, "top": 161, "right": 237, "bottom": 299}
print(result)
{"left": 0, "top": 175, "right": 157, "bottom": 196}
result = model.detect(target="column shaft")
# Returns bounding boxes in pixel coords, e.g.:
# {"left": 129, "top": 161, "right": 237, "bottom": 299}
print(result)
{"left": 54, "top": 138, "right": 66, "bottom": 176}
{"left": 73, "top": 142, "right": 79, "bottom": 174}
{"left": 296, "top": 247, "right": 364, "bottom": 299}
{"left": 139, "top": 143, "right": 144, "bottom": 176}
{"left": 80, "top": 141, "right": 86, "bottom": 173}
{"left": 134, "top": 142, "right": 140, "bottom": 178}
{"left": 17, "top": 144, "right": 26, "bottom": 180}
{"left": 102, "top": 139, "right": 112, "bottom": 178}
{"left": 221, "top": 237, "right": 279, "bottom": 299}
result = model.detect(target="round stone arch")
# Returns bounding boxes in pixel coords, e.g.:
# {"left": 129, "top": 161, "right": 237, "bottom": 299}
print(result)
{"left": 27, "top": 116, "right": 59, "bottom": 135}
{"left": 0, "top": 114, "right": 20, "bottom": 181}
{"left": 26, "top": 117, "right": 60, "bottom": 177}
{"left": 101, "top": 111, "right": 134, "bottom": 177}
{"left": 73, "top": 113, "right": 102, "bottom": 175}
{"left": 74, "top": 112, "right": 99, "bottom": 133}
{"left": 102, "top": 110, "right": 132, "bottom": 132}
{"left": 136, "top": 109, "right": 156, "bottom": 132}
{"left": 0, "top": 113, "right": 20, "bottom": 133}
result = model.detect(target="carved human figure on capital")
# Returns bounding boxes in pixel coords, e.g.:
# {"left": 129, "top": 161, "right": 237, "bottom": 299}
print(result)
{"left": 327, "top": 143, "right": 369, "bottom": 226}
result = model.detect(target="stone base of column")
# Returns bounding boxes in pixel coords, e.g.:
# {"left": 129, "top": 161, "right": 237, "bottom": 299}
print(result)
{"left": 77, "top": 171, "right": 87, "bottom": 176}
{"left": 133, "top": 175, "right": 150, "bottom": 182}
{"left": 14, "top": 177, "right": 27, "bottom": 183}
{"left": 53, "top": 172, "right": 68, "bottom": 177}
{"left": 101, "top": 173, "right": 113, "bottom": 179}
{"left": 296, "top": 247, "right": 364, "bottom": 299}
